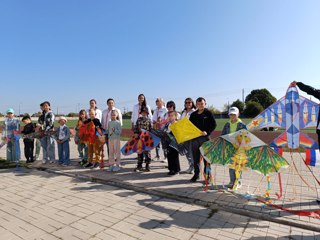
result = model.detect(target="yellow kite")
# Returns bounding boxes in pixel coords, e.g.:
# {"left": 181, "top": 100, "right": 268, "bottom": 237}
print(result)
{"left": 169, "top": 117, "right": 202, "bottom": 144}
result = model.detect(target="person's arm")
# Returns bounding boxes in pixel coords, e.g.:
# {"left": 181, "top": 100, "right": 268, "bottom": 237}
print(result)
{"left": 62, "top": 127, "right": 70, "bottom": 142}
{"left": 114, "top": 122, "right": 122, "bottom": 136}
{"left": 206, "top": 111, "right": 217, "bottom": 135}
{"left": 296, "top": 82, "right": 320, "bottom": 100}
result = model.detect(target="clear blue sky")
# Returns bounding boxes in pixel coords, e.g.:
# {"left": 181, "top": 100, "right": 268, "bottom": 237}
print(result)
{"left": 1, "top": 0, "right": 320, "bottom": 115}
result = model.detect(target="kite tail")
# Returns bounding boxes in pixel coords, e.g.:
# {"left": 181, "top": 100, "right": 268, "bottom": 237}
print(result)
{"left": 275, "top": 173, "right": 283, "bottom": 199}
{"left": 100, "top": 145, "right": 104, "bottom": 169}
{"left": 256, "top": 198, "right": 320, "bottom": 219}
{"left": 292, "top": 159, "right": 316, "bottom": 191}
{"left": 264, "top": 175, "right": 271, "bottom": 205}
{"left": 202, "top": 157, "right": 212, "bottom": 192}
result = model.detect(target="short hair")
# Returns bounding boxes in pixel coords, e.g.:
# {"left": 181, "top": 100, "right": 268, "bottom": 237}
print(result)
{"left": 196, "top": 97, "right": 206, "bottom": 103}
{"left": 22, "top": 115, "right": 31, "bottom": 121}
{"left": 166, "top": 100, "right": 176, "bottom": 110}
{"left": 107, "top": 98, "right": 114, "bottom": 104}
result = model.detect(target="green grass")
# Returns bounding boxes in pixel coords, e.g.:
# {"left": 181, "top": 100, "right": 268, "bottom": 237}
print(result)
{"left": 1, "top": 118, "right": 317, "bottom": 133}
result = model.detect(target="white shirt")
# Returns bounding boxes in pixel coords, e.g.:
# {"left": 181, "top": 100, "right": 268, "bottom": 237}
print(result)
{"left": 87, "top": 108, "right": 102, "bottom": 122}
{"left": 180, "top": 108, "right": 196, "bottom": 119}
{"left": 58, "top": 125, "right": 66, "bottom": 140}
{"left": 131, "top": 104, "right": 152, "bottom": 125}
{"left": 152, "top": 106, "right": 168, "bottom": 123}
{"left": 101, "top": 107, "right": 123, "bottom": 130}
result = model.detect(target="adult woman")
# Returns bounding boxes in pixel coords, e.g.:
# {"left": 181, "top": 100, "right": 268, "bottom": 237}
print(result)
{"left": 180, "top": 97, "right": 196, "bottom": 174}
{"left": 87, "top": 99, "right": 102, "bottom": 122}
{"left": 131, "top": 94, "right": 152, "bottom": 131}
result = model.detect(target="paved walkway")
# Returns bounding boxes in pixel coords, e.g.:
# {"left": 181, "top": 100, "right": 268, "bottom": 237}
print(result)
{"left": 1, "top": 140, "right": 320, "bottom": 234}
{"left": 0, "top": 169, "right": 318, "bottom": 239}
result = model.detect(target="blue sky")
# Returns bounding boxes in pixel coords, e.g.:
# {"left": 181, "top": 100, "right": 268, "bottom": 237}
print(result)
{"left": 0, "top": 0, "right": 320, "bottom": 115}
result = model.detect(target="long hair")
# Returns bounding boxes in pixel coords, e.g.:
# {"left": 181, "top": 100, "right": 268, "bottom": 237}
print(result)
{"left": 138, "top": 93, "right": 147, "bottom": 107}
{"left": 182, "top": 97, "right": 196, "bottom": 112}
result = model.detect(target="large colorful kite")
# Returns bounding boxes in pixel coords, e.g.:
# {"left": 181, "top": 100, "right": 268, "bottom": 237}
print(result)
{"left": 247, "top": 82, "right": 320, "bottom": 166}
{"left": 200, "top": 129, "right": 289, "bottom": 193}
{"left": 121, "top": 129, "right": 161, "bottom": 155}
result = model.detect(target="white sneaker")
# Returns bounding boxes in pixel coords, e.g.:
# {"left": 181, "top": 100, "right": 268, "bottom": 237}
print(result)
{"left": 112, "top": 166, "right": 121, "bottom": 172}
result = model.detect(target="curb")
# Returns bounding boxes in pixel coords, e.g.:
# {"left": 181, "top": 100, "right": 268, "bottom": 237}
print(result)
{"left": 33, "top": 166, "right": 320, "bottom": 233}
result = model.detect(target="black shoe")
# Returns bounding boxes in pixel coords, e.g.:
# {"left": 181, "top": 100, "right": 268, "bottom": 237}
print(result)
{"left": 84, "top": 162, "right": 93, "bottom": 168}
{"left": 145, "top": 164, "right": 150, "bottom": 172}
{"left": 190, "top": 175, "right": 199, "bottom": 182}
{"left": 134, "top": 166, "right": 143, "bottom": 172}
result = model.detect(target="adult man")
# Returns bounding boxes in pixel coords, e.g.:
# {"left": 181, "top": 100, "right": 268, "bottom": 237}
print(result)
{"left": 189, "top": 97, "right": 217, "bottom": 182}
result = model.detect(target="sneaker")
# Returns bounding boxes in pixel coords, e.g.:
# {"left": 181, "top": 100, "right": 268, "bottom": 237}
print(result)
{"left": 79, "top": 160, "right": 87, "bottom": 166}
{"left": 92, "top": 162, "right": 100, "bottom": 168}
{"left": 237, "top": 181, "right": 242, "bottom": 189}
{"left": 190, "top": 175, "right": 199, "bottom": 182}
{"left": 84, "top": 162, "right": 93, "bottom": 168}
{"left": 112, "top": 166, "right": 121, "bottom": 172}
{"left": 107, "top": 166, "right": 114, "bottom": 172}
{"left": 62, "top": 163, "right": 70, "bottom": 166}
{"left": 134, "top": 166, "right": 143, "bottom": 172}
{"left": 153, "top": 156, "right": 160, "bottom": 161}
{"left": 168, "top": 171, "right": 175, "bottom": 176}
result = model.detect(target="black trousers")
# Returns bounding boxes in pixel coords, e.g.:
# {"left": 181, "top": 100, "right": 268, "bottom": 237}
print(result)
{"left": 192, "top": 136, "right": 209, "bottom": 177}
{"left": 167, "top": 146, "right": 180, "bottom": 173}
{"left": 24, "top": 140, "right": 34, "bottom": 161}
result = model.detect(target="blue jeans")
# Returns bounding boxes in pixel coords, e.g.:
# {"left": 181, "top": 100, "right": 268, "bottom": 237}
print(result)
{"left": 78, "top": 143, "right": 88, "bottom": 160}
{"left": 184, "top": 140, "right": 194, "bottom": 169}
{"left": 58, "top": 140, "right": 70, "bottom": 165}
{"left": 6, "top": 137, "right": 20, "bottom": 162}
{"left": 41, "top": 136, "right": 55, "bottom": 162}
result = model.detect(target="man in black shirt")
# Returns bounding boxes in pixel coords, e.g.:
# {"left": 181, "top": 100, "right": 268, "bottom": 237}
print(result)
{"left": 189, "top": 97, "right": 217, "bottom": 182}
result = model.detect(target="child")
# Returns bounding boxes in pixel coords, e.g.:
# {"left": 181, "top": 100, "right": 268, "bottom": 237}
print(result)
{"left": 75, "top": 109, "right": 88, "bottom": 166}
{"left": 83, "top": 109, "right": 104, "bottom": 169}
{"left": 55, "top": 117, "right": 71, "bottom": 166}
{"left": 164, "top": 111, "right": 180, "bottom": 175}
{"left": 2, "top": 108, "right": 20, "bottom": 162}
{"left": 134, "top": 106, "right": 152, "bottom": 172}
{"left": 40, "top": 101, "right": 55, "bottom": 164}
{"left": 221, "top": 107, "right": 247, "bottom": 190}
{"left": 107, "top": 110, "right": 122, "bottom": 171}
{"left": 21, "top": 115, "right": 36, "bottom": 163}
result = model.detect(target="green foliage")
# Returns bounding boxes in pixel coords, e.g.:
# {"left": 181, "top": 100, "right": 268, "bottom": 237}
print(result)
{"left": 230, "top": 99, "right": 245, "bottom": 113}
{"left": 243, "top": 101, "right": 264, "bottom": 118}
{"left": 207, "top": 105, "right": 221, "bottom": 114}
{"left": 67, "top": 112, "right": 78, "bottom": 117}
{"left": 245, "top": 88, "right": 276, "bottom": 109}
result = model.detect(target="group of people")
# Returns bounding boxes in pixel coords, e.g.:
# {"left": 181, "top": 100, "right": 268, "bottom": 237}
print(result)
{"left": 2, "top": 81, "right": 319, "bottom": 189}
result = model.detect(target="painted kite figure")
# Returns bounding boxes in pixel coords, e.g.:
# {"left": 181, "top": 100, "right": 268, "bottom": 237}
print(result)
{"left": 200, "top": 129, "right": 289, "bottom": 191}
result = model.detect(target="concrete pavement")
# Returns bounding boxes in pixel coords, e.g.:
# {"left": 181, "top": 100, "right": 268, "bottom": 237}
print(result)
{"left": 1, "top": 139, "right": 320, "bottom": 238}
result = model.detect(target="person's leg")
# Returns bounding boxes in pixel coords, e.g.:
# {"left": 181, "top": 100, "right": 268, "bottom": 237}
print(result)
{"left": 115, "top": 139, "right": 121, "bottom": 167}
{"left": 24, "top": 141, "right": 29, "bottom": 162}
{"left": 30, "top": 140, "right": 34, "bottom": 162}
{"left": 41, "top": 137, "right": 48, "bottom": 163}
{"left": 135, "top": 153, "right": 143, "bottom": 171}
{"left": 48, "top": 136, "right": 55, "bottom": 161}
{"left": 191, "top": 136, "right": 208, "bottom": 182}
{"left": 35, "top": 139, "right": 41, "bottom": 160}
{"left": 167, "top": 147, "right": 173, "bottom": 173}
{"left": 145, "top": 151, "right": 151, "bottom": 171}
{"left": 58, "top": 143, "right": 63, "bottom": 164}
{"left": 173, "top": 148, "right": 180, "bottom": 173}
{"left": 64, "top": 141, "right": 70, "bottom": 165}
{"left": 108, "top": 139, "right": 115, "bottom": 167}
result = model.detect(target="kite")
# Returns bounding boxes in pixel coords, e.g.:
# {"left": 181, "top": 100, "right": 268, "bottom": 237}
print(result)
{"left": 169, "top": 117, "right": 202, "bottom": 144}
{"left": 200, "top": 129, "right": 289, "bottom": 195}
{"left": 247, "top": 82, "right": 320, "bottom": 166}
{"left": 121, "top": 129, "right": 161, "bottom": 155}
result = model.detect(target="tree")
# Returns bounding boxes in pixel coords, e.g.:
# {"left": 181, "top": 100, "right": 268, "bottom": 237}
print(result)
{"left": 67, "top": 112, "right": 78, "bottom": 117}
{"left": 243, "top": 101, "right": 264, "bottom": 118}
{"left": 230, "top": 99, "right": 245, "bottom": 114}
{"left": 206, "top": 105, "right": 221, "bottom": 114}
{"left": 245, "top": 88, "right": 276, "bottom": 109}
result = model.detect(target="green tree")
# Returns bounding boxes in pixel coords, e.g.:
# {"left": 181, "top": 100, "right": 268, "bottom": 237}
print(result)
{"left": 243, "top": 101, "right": 264, "bottom": 118}
{"left": 207, "top": 105, "right": 221, "bottom": 114}
{"left": 230, "top": 99, "right": 245, "bottom": 113}
{"left": 245, "top": 89, "right": 276, "bottom": 109}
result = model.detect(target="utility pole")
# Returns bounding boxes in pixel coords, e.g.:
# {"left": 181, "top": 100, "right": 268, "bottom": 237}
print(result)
{"left": 242, "top": 88, "right": 245, "bottom": 103}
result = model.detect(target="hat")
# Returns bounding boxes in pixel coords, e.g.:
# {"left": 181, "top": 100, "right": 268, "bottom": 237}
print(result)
{"left": 228, "top": 107, "right": 239, "bottom": 116}
{"left": 6, "top": 108, "right": 14, "bottom": 114}
{"left": 58, "top": 116, "right": 67, "bottom": 123}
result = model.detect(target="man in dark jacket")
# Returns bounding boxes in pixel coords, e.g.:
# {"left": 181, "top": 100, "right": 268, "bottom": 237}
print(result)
{"left": 189, "top": 97, "right": 217, "bottom": 182}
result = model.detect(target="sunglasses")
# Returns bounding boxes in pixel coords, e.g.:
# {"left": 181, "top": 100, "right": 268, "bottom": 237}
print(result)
{"left": 185, "top": 101, "right": 192, "bottom": 104}
{"left": 167, "top": 105, "right": 173, "bottom": 108}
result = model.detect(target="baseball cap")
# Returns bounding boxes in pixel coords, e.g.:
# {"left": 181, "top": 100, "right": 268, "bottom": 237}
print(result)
{"left": 228, "top": 107, "right": 239, "bottom": 116}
